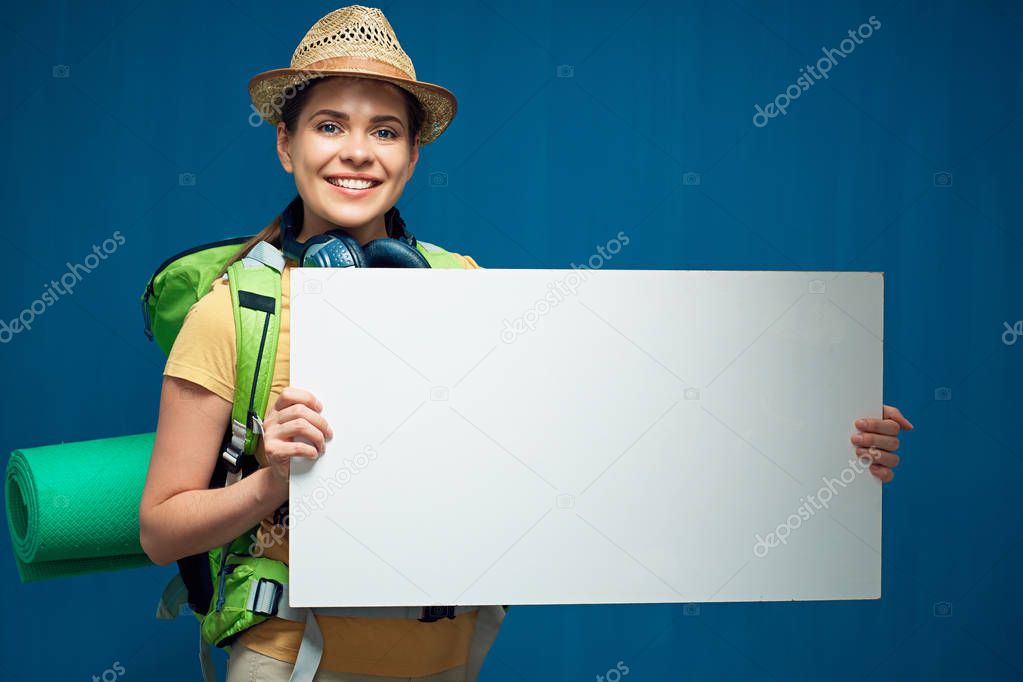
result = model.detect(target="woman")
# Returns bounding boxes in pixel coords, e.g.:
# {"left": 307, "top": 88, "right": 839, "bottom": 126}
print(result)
{"left": 139, "top": 4, "right": 914, "bottom": 682}
{"left": 139, "top": 6, "right": 488, "bottom": 681}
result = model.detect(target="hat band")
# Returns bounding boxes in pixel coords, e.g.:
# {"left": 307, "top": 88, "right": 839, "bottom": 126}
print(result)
{"left": 299, "top": 56, "right": 412, "bottom": 82}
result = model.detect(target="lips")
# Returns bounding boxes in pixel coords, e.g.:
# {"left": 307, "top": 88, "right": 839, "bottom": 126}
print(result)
{"left": 325, "top": 176, "right": 382, "bottom": 188}
{"left": 324, "top": 177, "right": 382, "bottom": 197}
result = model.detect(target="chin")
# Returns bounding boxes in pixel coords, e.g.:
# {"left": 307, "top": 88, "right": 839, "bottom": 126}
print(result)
{"left": 323, "top": 204, "right": 380, "bottom": 231}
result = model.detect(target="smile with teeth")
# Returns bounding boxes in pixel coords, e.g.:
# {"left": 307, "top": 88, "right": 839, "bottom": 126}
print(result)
{"left": 326, "top": 177, "right": 382, "bottom": 190}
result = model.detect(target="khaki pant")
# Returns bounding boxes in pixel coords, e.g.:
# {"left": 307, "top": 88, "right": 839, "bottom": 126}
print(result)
{"left": 225, "top": 643, "right": 469, "bottom": 682}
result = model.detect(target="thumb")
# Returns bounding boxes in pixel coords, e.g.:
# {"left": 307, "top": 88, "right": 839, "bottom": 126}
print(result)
{"left": 883, "top": 404, "right": 914, "bottom": 430}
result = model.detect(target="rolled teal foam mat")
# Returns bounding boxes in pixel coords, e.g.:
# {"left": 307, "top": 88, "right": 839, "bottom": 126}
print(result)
{"left": 5, "top": 431, "right": 156, "bottom": 582}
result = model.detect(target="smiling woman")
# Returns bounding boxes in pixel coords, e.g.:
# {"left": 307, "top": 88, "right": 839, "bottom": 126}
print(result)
{"left": 214, "top": 49, "right": 438, "bottom": 278}
{"left": 137, "top": 5, "right": 499, "bottom": 682}
{"left": 212, "top": 0, "right": 461, "bottom": 278}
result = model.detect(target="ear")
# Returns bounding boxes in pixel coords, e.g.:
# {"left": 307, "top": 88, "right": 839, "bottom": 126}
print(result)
{"left": 276, "top": 122, "right": 294, "bottom": 173}
{"left": 406, "top": 135, "right": 420, "bottom": 177}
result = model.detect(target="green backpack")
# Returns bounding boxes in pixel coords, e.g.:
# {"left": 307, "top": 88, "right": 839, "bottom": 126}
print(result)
{"left": 140, "top": 235, "right": 506, "bottom": 682}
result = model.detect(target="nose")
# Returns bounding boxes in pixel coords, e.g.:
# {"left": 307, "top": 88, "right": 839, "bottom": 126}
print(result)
{"left": 337, "top": 130, "right": 373, "bottom": 167}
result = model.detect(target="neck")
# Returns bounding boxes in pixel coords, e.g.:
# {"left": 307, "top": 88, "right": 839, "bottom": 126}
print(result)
{"left": 297, "top": 206, "right": 388, "bottom": 247}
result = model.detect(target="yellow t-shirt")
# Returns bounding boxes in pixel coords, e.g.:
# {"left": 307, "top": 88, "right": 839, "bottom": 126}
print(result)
{"left": 163, "top": 250, "right": 482, "bottom": 676}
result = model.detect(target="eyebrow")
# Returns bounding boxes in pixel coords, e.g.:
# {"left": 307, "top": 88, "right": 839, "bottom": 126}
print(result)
{"left": 309, "top": 109, "right": 405, "bottom": 128}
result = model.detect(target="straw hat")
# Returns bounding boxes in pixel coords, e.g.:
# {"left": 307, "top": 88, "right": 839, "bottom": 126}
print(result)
{"left": 248, "top": 5, "right": 457, "bottom": 144}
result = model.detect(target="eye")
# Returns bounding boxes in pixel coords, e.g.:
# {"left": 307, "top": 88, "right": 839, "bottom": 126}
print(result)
{"left": 316, "top": 123, "right": 398, "bottom": 140}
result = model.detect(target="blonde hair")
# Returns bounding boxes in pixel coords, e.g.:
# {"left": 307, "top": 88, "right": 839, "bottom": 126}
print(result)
{"left": 214, "top": 216, "right": 284, "bottom": 282}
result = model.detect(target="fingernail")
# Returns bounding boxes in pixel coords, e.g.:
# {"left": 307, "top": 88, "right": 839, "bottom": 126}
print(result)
{"left": 852, "top": 434, "right": 864, "bottom": 444}
{"left": 855, "top": 419, "right": 866, "bottom": 428}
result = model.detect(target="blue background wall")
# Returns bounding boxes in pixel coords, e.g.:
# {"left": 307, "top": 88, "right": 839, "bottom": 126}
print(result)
{"left": 1, "top": 1, "right": 1020, "bottom": 680}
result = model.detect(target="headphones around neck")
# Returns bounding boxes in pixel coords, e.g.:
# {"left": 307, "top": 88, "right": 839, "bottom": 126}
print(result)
{"left": 278, "top": 195, "right": 430, "bottom": 269}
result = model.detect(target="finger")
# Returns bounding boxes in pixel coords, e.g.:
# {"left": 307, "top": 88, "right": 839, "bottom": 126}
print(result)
{"left": 275, "top": 386, "right": 323, "bottom": 412}
{"left": 278, "top": 419, "right": 326, "bottom": 454}
{"left": 883, "top": 404, "right": 914, "bottom": 430}
{"left": 276, "top": 404, "right": 334, "bottom": 440}
{"left": 857, "top": 447, "right": 900, "bottom": 468}
{"left": 285, "top": 440, "right": 321, "bottom": 460}
{"left": 851, "top": 432, "right": 899, "bottom": 451}
{"left": 854, "top": 418, "right": 901, "bottom": 436}
{"left": 869, "top": 463, "right": 894, "bottom": 483}
{"left": 267, "top": 440, "right": 319, "bottom": 463}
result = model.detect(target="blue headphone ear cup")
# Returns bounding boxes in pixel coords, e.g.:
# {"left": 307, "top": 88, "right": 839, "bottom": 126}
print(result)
{"left": 362, "top": 239, "right": 431, "bottom": 268}
{"left": 302, "top": 230, "right": 368, "bottom": 268}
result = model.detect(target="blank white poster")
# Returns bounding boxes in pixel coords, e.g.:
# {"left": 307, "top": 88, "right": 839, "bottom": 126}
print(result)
{"left": 288, "top": 268, "right": 883, "bottom": 607}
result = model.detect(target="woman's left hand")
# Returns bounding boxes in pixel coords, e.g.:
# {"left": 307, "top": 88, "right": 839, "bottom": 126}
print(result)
{"left": 851, "top": 404, "right": 914, "bottom": 483}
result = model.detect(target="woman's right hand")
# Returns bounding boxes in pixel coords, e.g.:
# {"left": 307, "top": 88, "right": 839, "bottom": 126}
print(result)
{"left": 262, "top": 386, "right": 334, "bottom": 485}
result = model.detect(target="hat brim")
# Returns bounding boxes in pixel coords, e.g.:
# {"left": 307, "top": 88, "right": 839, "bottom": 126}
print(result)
{"left": 249, "top": 68, "right": 457, "bottom": 145}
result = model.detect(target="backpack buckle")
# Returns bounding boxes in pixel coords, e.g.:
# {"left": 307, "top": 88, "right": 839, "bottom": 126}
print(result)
{"left": 249, "top": 412, "right": 265, "bottom": 436}
{"left": 221, "top": 419, "right": 248, "bottom": 470}
{"left": 419, "top": 606, "right": 456, "bottom": 622}
{"left": 247, "top": 577, "right": 284, "bottom": 617}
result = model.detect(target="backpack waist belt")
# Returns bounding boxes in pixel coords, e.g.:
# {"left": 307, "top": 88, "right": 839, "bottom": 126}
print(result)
{"left": 246, "top": 576, "right": 479, "bottom": 622}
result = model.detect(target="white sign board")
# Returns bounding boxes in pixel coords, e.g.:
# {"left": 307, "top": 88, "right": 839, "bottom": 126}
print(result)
{"left": 289, "top": 268, "right": 883, "bottom": 607}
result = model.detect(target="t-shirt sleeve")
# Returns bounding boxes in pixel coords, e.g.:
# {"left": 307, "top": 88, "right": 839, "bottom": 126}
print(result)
{"left": 163, "top": 278, "right": 236, "bottom": 404}
{"left": 459, "top": 254, "right": 482, "bottom": 269}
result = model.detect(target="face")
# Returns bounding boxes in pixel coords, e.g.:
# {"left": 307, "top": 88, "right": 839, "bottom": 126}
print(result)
{"left": 276, "top": 76, "right": 420, "bottom": 244}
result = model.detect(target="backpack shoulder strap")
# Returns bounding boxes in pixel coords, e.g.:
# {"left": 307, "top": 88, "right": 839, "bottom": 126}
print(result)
{"left": 415, "top": 240, "right": 475, "bottom": 269}
{"left": 221, "top": 241, "right": 284, "bottom": 470}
